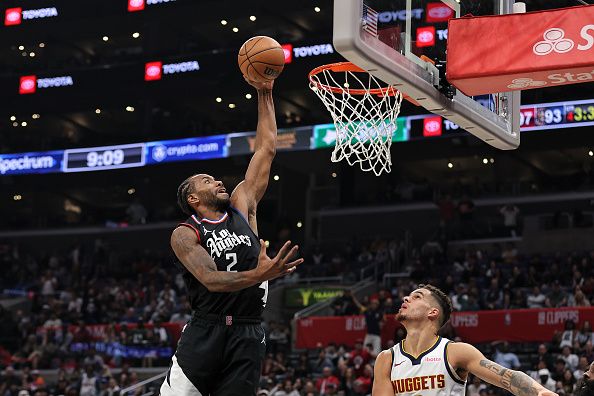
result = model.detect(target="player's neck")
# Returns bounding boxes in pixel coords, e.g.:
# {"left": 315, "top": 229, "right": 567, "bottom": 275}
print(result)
{"left": 402, "top": 325, "right": 439, "bottom": 357}
{"left": 196, "top": 206, "right": 226, "bottom": 221}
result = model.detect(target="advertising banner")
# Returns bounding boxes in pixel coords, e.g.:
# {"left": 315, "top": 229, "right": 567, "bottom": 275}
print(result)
{"left": 284, "top": 287, "right": 344, "bottom": 308}
{"left": 447, "top": 5, "right": 594, "bottom": 95}
{"left": 296, "top": 307, "right": 594, "bottom": 348}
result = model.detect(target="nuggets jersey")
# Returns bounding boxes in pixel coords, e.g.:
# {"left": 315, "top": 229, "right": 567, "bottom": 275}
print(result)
{"left": 174, "top": 207, "right": 267, "bottom": 317}
{"left": 390, "top": 336, "right": 466, "bottom": 396}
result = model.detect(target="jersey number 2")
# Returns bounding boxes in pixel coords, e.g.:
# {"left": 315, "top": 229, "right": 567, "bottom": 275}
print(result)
{"left": 226, "top": 253, "right": 237, "bottom": 272}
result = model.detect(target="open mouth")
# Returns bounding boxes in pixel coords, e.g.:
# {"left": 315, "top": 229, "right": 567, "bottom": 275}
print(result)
{"left": 217, "top": 188, "right": 227, "bottom": 194}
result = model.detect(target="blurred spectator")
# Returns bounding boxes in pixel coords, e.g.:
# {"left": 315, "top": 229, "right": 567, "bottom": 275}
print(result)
{"left": 362, "top": 299, "right": 383, "bottom": 356}
{"left": 540, "top": 367, "right": 558, "bottom": 392}
{"left": 500, "top": 204, "right": 521, "bottom": 237}
{"left": 311, "top": 349, "right": 335, "bottom": 375}
{"left": 492, "top": 341, "right": 521, "bottom": 369}
{"left": 126, "top": 199, "right": 148, "bottom": 225}
{"left": 560, "top": 321, "right": 578, "bottom": 348}
{"left": 577, "top": 322, "right": 594, "bottom": 348}
{"left": 315, "top": 367, "right": 340, "bottom": 395}
{"left": 467, "top": 375, "right": 487, "bottom": 396}
{"left": 348, "top": 340, "right": 371, "bottom": 377}
{"left": 527, "top": 286, "right": 547, "bottom": 308}
{"left": 561, "top": 346, "right": 579, "bottom": 372}
{"left": 533, "top": 343, "right": 555, "bottom": 371}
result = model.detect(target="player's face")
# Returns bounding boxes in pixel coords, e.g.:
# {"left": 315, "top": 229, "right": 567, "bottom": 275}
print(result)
{"left": 191, "top": 174, "right": 230, "bottom": 210}
{"left": 396, "top": 288, "right": 433, "bottom": 323}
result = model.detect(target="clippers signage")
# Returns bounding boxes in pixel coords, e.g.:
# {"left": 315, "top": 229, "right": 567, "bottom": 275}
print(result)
{"left": 19, "top": 75, "right": 74, "bottom": 94}
{"left": 5, "top": 7, "right": 58, "bottom": 26}
{"left": 416, "top": 26, "right": 436, "bottom": 47}
{"left": 144, "top": 61, "right": 199, "bottom": 81}
{"left": 128, "top": 0, "right": 175, "bottom": 12}
{"left": 447, "top": 5, "right": 594, "bottom": 95}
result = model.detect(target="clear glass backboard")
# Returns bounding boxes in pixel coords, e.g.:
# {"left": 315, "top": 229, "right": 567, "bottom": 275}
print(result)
{"left": 332, "top": 0, "right": 521, "bottom": 149}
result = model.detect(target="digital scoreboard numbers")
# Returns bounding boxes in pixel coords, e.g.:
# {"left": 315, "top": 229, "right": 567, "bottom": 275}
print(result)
{"left": 63, "top": 143, "right": 145, "bottom": 172}
{"left": 566, "top": 104, "right": 594, "bottom": 123}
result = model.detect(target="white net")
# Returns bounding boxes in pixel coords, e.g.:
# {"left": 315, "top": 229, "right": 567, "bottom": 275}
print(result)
{"left": 309, "top": 64, "right": 403, "bottom": 176}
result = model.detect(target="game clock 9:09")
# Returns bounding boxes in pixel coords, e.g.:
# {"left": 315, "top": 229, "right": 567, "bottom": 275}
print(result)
{"left": 63, "top": 143, "right": 146, "bottom": 172}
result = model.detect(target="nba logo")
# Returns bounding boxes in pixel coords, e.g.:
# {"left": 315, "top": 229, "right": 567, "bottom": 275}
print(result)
{"left": 145, "top": 62, "right": 163, "bottom": 81}
{"left": 281, "top": 44, "right": 293, "bottom": 64}
{"left": 423, "top": 116, "right": 442, "bottom": 136}
{"left": 5, "top": 8, "right": 22, "bottom": 26}
{"left": 19, "top": 76, "right": 37, "bottom": 95}
{"left": 128, "top": 0, "right": 145, "bottom": 12}
{"left": 416, "top": 27, "right": 436, "bottom": 48}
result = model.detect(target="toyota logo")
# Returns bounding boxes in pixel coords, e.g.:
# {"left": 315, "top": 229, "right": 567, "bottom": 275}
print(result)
{"left": 6, "top": 11, "right": 20, "bottom": 21}
{"left": 282, "top": 48, "right": 291, "bottom": 60}
{"left": 130, "top": 0, "right": 144, "bottom": 6}
{"left": 146, "top": 65, "right": 161, "bottom": 76}
{"left": 418, "top": 31, "right": 434, "bottom": 43}
{"left": 428, "top": 6, "right": 452, "bottom": 19}
{"left": 21, "top": 80, "right": 35, "bottom": 90}
{"left": 425, "top": 121, "right": 440, "bottom": 132}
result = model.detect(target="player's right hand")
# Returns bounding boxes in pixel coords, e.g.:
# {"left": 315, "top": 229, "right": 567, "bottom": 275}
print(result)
{"left": 255, "top": 239, "right": 304, "bottom": 282}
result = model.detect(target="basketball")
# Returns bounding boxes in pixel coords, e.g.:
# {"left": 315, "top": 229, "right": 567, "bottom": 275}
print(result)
{"left": 238, "top": 36, "right": 285, "bottom": 83}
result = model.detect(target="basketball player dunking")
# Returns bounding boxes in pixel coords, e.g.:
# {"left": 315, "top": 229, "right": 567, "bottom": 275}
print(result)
{"left": 160, "top": 77, "right": 303, "bottom": 396}
{"left": 372, "top": 284, "right": 558, "bottom": 396}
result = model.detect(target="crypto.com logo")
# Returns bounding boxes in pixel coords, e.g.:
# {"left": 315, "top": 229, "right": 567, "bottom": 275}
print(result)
{"left": 533, "top": 28, "right": 574, "bottom": 55}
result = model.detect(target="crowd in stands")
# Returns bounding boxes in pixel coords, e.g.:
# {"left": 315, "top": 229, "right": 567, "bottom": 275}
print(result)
{"left": 0, "top": 229, "right": 593, "bottom": 394}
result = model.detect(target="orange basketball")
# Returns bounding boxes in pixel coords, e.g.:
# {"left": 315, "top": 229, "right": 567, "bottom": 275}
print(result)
{"left": 238, "top": 36, "right": 285, "bottom": 83}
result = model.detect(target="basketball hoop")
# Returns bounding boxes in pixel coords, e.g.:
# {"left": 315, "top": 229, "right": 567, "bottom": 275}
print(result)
{"left": 309, "top": 62, "right": 404, "bottom": 176}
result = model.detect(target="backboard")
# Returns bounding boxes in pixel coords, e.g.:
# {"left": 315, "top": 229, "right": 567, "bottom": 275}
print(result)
{"left": 333, "top": 0, "right": 521, "bottom": 149}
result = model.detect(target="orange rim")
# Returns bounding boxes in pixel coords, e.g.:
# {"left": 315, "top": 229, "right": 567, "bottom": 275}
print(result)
{"left": 309, "top": 62, "right": 418, "bottom": 105}
{"left": 309, "top": 62, "right": 399, "bottom": 96}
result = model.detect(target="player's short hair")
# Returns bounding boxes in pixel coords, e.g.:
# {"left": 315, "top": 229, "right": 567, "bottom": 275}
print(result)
{"left": 177, "top": 176, "right": 196, "bottom": 215}
{"left": 418, "top": 284, "right": 453, "bottom": 328}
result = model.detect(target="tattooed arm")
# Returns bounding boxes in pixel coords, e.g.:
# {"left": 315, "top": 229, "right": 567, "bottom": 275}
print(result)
{"left": 171, "top": 226, "right": 303, "bottom": 292}
{"left": 447, "top": 342, "right": 558, "bottom": 396}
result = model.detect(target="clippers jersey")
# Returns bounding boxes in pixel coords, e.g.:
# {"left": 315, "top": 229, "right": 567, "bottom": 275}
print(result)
{"left": 174, "top": 207, "right": 268, "bottom": 317}
{"left": 389, "top": 336, "right": 466, "bottom": 396}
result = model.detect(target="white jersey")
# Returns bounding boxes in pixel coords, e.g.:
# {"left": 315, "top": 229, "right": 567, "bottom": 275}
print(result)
{"left": 389, "top": 336, "right": 466, "bottom": 395}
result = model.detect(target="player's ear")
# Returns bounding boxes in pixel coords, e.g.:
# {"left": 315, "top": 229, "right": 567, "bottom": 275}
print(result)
{"left": 187, "top": 193, "right": 199, "bottom": 206}
{"left": 428, "top": 307, "right": 440, "bottom": 322}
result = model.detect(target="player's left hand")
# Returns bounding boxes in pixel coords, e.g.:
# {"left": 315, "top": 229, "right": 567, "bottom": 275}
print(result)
{"left": 243, "top": 75, "right": 274, "bottom": 91}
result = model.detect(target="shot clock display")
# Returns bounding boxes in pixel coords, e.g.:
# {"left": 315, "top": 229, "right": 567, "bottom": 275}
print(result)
{"left": 63, "top": 143, "right": 145, "bottom": 172}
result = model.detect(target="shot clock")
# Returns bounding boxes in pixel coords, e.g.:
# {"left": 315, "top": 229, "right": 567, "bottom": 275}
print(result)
{"left": 63, "top": 143, "right": 145, "bottom": 172}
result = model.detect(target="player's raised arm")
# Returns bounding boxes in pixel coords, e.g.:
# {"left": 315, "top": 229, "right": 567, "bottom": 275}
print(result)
{"left": 448, "top": 342, "right": 558, "bottom": 396}
{"left": 371, "top": 350, "right": 395, "bottom": 396}
{"left": 171, "top": 226, "right": 302, "bottom": 292}
{"left": 231, "top": 77, "right": 277, "bottom": 224}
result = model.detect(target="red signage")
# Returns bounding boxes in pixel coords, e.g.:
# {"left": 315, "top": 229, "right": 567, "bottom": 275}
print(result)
{"left": 5, "top": 7, "right": 22, "bottom": 26}
{"left": 19, "top": 76, "right": 37, "bottom": 94}
{"left": 447, "top": 4, "right": 594, "bottom": 95}
{"left": 145, "top": 61, "right": 163, "bottom": 81}
{"left": 426, "top": 3, "right": 454, "bottom": 23}
{"left": 423, "top": 116, "right": 443, "bottom": 136}
{"left": 128, "top": 0, "right": 146, "bottom": 12}
{"left": 296, "top": 307, "right": 594, "bottom": 349}
{"left": 282, "top": 44, "right": 293, "bottom": 64}
{"left": 416, "top": 26, "right": 436, "bottom": 47}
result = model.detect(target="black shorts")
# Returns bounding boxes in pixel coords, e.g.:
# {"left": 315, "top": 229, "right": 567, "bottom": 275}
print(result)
{"left": 161, "top": 314, "right": 266, "bottom": 396}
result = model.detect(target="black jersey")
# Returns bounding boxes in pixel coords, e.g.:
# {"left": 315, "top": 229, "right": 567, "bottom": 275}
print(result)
{"left": 174, "top": 207, "right": 267, "bottom": 317}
